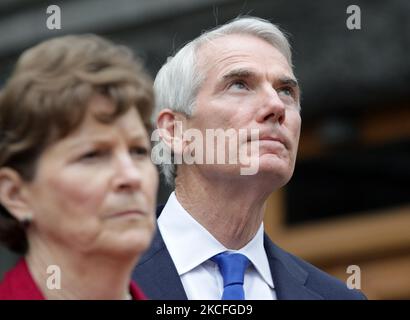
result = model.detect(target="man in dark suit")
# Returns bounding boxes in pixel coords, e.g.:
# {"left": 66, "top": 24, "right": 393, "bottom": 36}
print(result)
{"left": 133, "top": 16, "right": 366, "bottom": 300}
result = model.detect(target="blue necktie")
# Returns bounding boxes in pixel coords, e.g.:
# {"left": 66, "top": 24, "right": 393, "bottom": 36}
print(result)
{"left": 211, "top": 252, "right": 250, "bottom": 300}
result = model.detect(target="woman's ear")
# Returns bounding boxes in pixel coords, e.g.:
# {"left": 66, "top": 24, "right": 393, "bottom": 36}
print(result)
{"left": 0, "top": 168, "right": 32, "bottom": 222}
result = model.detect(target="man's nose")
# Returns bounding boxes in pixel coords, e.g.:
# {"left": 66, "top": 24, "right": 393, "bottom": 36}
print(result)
{"left": 112, "top": 153, "right": 142, "bottom": 192}
{"left": 255, "top": 86, "right": 286, "bottom": 125}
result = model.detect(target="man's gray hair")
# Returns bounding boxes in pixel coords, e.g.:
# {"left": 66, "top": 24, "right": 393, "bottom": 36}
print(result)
{"left": 152, "top": 16, "right": 293, "bottom": 186}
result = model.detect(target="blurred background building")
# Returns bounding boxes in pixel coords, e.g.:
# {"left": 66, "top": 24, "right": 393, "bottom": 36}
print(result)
{"left": 0, "top": 0, "right": 409, "bottom": 299}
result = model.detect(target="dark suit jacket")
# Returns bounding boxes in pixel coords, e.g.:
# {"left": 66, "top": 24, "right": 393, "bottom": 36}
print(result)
{"left": 132, "top": 206, "right": 366, "bottom": 300}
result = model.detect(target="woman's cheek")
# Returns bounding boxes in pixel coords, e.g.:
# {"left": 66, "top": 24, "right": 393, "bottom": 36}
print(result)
{"left": 49, "top": 171, "right": 107, "bottom": 211}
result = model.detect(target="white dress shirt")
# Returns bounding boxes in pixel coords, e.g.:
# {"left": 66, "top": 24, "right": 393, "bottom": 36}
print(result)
{"left": 158, "top": 192, "right": 277, "bottom": 300}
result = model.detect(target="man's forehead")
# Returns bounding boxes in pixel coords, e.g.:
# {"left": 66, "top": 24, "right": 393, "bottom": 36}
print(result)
{"left": 198, "top": 34, "right": 286, "bottom": 58}
{"left": 197, "top": 34, "right": 292, "bottom": 76}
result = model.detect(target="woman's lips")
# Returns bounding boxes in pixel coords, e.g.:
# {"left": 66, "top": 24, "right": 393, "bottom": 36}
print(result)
{"left": 107, "top": 210, "right": 146, "bottom": 218}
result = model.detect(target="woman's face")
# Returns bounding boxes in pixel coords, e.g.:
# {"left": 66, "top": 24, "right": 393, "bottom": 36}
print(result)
{"left": 22, "top": 95, "right": 158, "bottom": 258}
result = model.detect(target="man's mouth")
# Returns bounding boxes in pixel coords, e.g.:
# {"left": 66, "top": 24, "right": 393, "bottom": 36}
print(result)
{"left": 247, "top": 133, "right": 288, "bottom": 149}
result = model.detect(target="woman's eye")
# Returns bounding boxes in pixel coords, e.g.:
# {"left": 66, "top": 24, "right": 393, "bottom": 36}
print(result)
{"left": 130, "top": 146, "right": 149, "bottom": 156}
{"left": 80, "top": 150, "right": 105, "bottom": 160}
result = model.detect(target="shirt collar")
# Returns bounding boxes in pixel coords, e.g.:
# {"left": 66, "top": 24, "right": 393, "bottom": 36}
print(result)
{"left": 158, "top": 192, "right": 274, "bottom": 288}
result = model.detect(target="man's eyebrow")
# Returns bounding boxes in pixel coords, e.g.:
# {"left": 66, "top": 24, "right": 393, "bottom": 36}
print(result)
{"left": 278, "top": 77, "right": 299, "bottom": 88}
{"left": 222, "top": 70, "right": 299, "bottom": 86}
{"left": 222, "top": 68, "right": 255, "bottom": 81}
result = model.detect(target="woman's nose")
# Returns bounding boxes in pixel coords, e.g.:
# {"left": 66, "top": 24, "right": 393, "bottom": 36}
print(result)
{"left": 111, "top": 153, "right": 142, "bottom": 192}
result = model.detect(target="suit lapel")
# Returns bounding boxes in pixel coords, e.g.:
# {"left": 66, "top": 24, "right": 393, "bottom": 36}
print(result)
{"left": 264, "top": 234, "right": 324, "bottom": 300}
{"left": 134, "top": 230, "right": 324, "bottom": 300}
{"left": 132, "top": 228, "right": 188, "bottom": 300}
{"left": 134, "top": 203, "right": 323, "bottom": 300}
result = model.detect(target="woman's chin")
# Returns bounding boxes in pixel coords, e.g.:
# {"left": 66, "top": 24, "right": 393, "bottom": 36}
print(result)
{"left": 92, "top": 229, "right": 154, "bottom": 259}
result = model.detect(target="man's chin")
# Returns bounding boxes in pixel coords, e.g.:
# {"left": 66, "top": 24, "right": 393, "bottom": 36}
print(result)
{"left": 249, "top": 156, "right": 293, "bottom": 182}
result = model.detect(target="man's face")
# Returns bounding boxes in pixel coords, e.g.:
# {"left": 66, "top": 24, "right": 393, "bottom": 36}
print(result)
{"left": 184, "top": 34, "right": 301, "bottom": 187}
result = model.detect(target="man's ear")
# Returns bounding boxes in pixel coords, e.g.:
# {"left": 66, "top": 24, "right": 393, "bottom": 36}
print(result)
{"left": 0, "top": 168, "right": 32, "bottom": 222}
{"left": 156, "top": 108, "right": 187, "bottom": 155}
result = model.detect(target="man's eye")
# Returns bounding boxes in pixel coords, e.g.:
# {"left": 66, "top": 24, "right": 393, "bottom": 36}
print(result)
{"left": 229, "top": 80, "right": 248, "bottom": 90}
{"left": 278, "top": 86, "right": 293, "bottom": 97}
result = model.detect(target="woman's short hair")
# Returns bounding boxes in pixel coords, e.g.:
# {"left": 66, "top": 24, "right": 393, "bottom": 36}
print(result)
{"left": 0, "top": 34, "right": 154, "bottom": 254}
